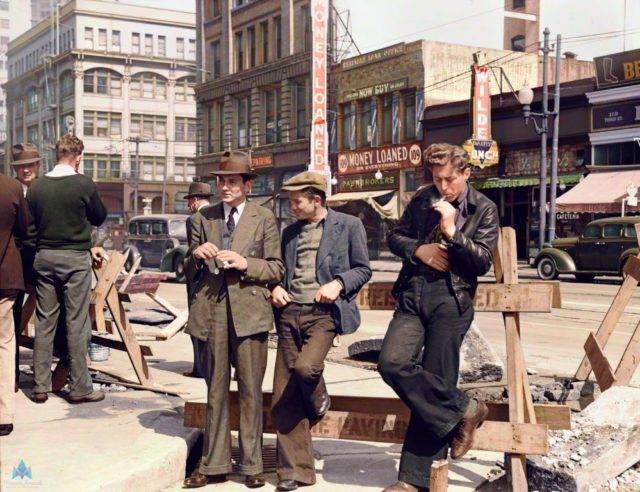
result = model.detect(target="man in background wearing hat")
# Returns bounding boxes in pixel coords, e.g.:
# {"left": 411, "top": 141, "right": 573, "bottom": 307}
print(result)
{"left": 182, "top": 181, "right": 214, "bottom": 379}
{"left": 10, "top": 143, "right": 42, "bottom": 393}
{"left": 183, "top": 151, "right": 284, "bottom": 489}
{"left": 270, "top": 171, "right": 371, "bottom": 491}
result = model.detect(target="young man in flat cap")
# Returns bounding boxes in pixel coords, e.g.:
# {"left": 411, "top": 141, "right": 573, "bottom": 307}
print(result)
{"left": 182, "top": 181, "right": 215, "bottom": 379}
{"left": 378, "top": 143, "right": 499, "bottom": 492}
{"left": 183, "top": 150, "right": 284, "bottom": 489}
{"left": 270, "top": 171, "right": 372, "bottom": 491}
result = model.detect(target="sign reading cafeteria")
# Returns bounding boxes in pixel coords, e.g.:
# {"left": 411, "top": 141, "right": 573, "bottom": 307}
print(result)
{"left": 464, "top": 65, "right": 499, "bottom": 168}
{"left": 337, "top": 142, "right": 422, "bottom": 175}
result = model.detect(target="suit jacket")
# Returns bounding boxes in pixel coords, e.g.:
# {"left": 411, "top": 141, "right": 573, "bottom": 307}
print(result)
{"left": 185, "top": 201, "right": 284, "bottom": 340}
{"left": 0, "top": 174, "right": 28, "bottom": 291}
{"left": 281, "top": 208, "right": 372, "bottom": 335}
{"left": 388, "top": 184, "right": 499, "bottom": 312}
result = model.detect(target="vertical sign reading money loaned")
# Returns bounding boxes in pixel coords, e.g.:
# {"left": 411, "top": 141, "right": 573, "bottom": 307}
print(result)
{"left": 463, "top": 65, "right": 499, "bottom": 168}
{"left": 310, "top": 0, "right": 329, "bottom": 183}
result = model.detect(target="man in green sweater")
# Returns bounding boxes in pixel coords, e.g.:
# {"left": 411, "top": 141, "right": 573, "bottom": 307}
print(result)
{"left": 27, "top": 134, "right": 108, "bottom": 404}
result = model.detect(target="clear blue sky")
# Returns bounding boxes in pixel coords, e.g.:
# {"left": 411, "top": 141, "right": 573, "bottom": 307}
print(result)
{"left": 128, "top": 0, "right": 640, "bottom": 60}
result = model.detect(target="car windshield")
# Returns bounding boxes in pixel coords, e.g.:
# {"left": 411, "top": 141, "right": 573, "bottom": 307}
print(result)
{"left": 169, "top": 219, "right": 187, "bottom": 239}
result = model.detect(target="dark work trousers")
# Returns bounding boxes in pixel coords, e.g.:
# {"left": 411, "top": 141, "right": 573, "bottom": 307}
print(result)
{"left": 378, "top": 277, "right": 474, "bottom": 488}
{"left": 199, "top": 297, "right": 268, "bottom": 477}
{"left": 186, "top": 281, "right": 205, "bottom": 378}
{"left": 271, "top": 303, "right": 336, "bottom": 485}
{"left": 33, "top": 250, "right": 93, "bottom": 398}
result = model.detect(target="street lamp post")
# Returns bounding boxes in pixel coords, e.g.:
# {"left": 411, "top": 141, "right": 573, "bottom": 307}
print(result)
{"left": 127, "top": 136, "right": 149, "bottom": 215}
{"left": 517, "top": 27, "right": 560, "bottom": 252}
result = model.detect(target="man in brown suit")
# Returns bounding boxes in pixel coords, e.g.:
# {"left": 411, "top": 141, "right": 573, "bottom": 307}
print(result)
{"left": 183, "top": 151, "right": 284, "bottom": 489}
{"left": 0, "top": 173, "right": 28, "bottom": 436}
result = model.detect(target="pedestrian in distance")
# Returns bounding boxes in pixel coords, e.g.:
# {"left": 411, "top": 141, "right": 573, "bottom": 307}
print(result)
{"left": 378, "top": 143, "right": 499, "bottom": 492}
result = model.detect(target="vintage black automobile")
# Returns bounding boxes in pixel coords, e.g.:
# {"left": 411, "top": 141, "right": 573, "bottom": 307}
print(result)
{"left": 534, "top": 217, "right": 640, "bottom": 281}
{"left": 123, "top": 214, "right": 189, "bottom": 282}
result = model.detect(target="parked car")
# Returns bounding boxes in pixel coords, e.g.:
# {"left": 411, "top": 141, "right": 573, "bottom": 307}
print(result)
{"left": 534, "top": 217, "right": 640, "bottom": 281}
{"left": 123, "top": 214, "right": 189, "bottom": 282}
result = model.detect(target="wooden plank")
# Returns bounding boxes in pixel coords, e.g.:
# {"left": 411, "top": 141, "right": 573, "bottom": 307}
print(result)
{"left": 147, "top": 293, "right": 182, "bottom": 317}
{"left": 429, "top": 460, "right": 448, "bottom": 492}
{"left": 575, "top": 272, "right": 639, "bottom": 380}
{"left": 613, "top": 318, "right": 640, "bottom": 386}
{"left": 19, "top": 293, "right": 36, "bottom": 334}
{"left": 584, "top": 332, "right": 616, "bottom": 391}
{"left": 184, "top": 395, "right": 570, "bottom": 431}
{"left": 90, "top": 334, "right": 153, "bottom": 357}
{"left": 357, "top": 282, "right": 553, "bottom": 312}
{"left": 623, "top": 255, "right": 640, "bottom": 282}
{"left": 118, "top": 254, "right": 141, "bottom": 294}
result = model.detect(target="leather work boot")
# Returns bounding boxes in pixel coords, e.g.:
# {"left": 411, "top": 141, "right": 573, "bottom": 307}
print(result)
{"left": 450, "top": 398, "right": 489, "bottom": 459}
{"left": 308, "top": 378, "right": 331, "bottom": 424}
{"left": 182, "top": 471, "right": 227, "bottom": 488}
{"left": 68, "top": 390, "right": 105, "bottom": 404}
{"left": 382, "top": 480, "right": 426, "bottom": 492}
{"left": 245, "top": 474, "right": 265, "bottom": 488}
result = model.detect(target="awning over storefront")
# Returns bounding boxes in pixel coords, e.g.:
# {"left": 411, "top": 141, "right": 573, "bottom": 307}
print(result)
{"left": 327, "top": 190, "right": 398, "bottom": 220}
{"left": 556, "top": 169, "right": 640, "bottom": 213}
{"left": 471, "top": 172, "right": 584, "bottom": 190}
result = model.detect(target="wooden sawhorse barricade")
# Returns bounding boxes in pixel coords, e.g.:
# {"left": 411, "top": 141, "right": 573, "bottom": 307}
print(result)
{"left": 18, "top": 251, "right": 158, "bottom": 391}
{"left": 183, "top": 227, "right": 568, "bottom": 490}
{"left": 575, "top": 241, "right": 640, "bottom": 391}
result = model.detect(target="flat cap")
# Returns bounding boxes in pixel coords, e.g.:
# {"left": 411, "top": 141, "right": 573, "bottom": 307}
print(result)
{"left": 281, "top": 171, "right": 327, "bottom": 193}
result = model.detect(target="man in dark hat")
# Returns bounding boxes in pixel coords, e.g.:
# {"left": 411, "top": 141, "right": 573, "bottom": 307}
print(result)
{"left": 270, "top": 171, "right": 371, "bottom": 491}
{"left": 182, "top": 181, "right": 214, "bottom": 379}
{"left": 10, "top": 143, "right": 42, "bottom": 392}
{"left": 183, "top": 151, "right": 284, "bottom": 489}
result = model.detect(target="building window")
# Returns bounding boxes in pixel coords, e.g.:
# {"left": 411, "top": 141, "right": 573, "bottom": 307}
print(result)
{"left": 158, "top": 35, "right": 166, "bottom": 57}
{"left": 43, "top": 79, "right": 56, "bottom": 106}
{"left": 382, "top": 95, "right": 393, "bottom": 144}
{"left": 360, "top": 99, "right": 375, "bottom": 147}
{"left": 175, "top": 76, "right": 196, "bottom": 101}
{"left": 83, "top": 111, "right": 122, "bottom": 138}
{"left": 188, "top": 39, "right": 196, "bottom": 58}
{"left": 403, "top": 91, "right": 416, "bottom": 141}
{"left": 295, "top": 80, "right": 307, "bottom": 139}
{"left": 130, "top": 72, "right": 167, "bottom": 99}
{"left": 248, "top": 27, "right": 256, "bottom": 68}
{"left": 210, "top": 41, "right": 221, "bottom": 79}
{"left": 60, "top": 71, "right": 74, "bottom": 99}
{"left": 26, "top": 87, "right": 38, "bottom": 113}
{"left": 236, "top": 96, "right": 251, "bottom": 148}
{"left": 233, "top": 0, "right": 244, "bottom": 7}
{"left": 84, "top": 27, "right": 94, "bottom": 49}
{"left": 0, "top": 2, "right": 8, "bottom": 11}
{"left": 176, "top": 117, "right": 197, "bottom": 142}
{"left": 235, "top": 31, "right": 244, "bottom": 72}
{"left": 144, "top": 34, "right": 153, "bottom": 55}
{"left": 265, "top": 88, "right": 281, "bottom": 144}
{"left": 274, "top": 16, "right": 282, "bottom": 59}
{"left": 208, "top": 101, "right": 224, "bottom": 153}
{"left": 177, "top": 37, "right": 185, "bottom": 58}
{"left": 513, "top": 0, "right": 525, "bottom": 8}
{"left": 98, "top": 29, "right": 107, "bottom": 50}
{"left": 260, "top": 21, "right": 269, "bottom": 63}
{"left": 84, "top": 69, "right": 122, "bottom": 96}
{"left": 112, "top": 30, "right": 121, "bottom": 51}
{"left": 141, "top": 156, "right": 166, "bottom": 181}
{"left": 212, "top": 0, "right": 221, "bottom": 16}
{"left": 342, "top": 103, "right": 353, "bottom": 150}
{"left": 83, "top": 154, "right": 121, "bottom": 180}
{"left": 43, "top": 119, "right": 55, "bottom": 144}
{"left": 27, "top": 125, "right": 38, "bottom": 146}
{"left": 174, "top": 158, "right": 196, "bottom": 182}
{"left": 511, "top": 35, "right": 526, "bottom": 52}
{"left": 594, "top": 142, "right": 640, "bottom": 166}
{"left": 0, "top": 19, "right": 8, "bottom": 29}
{"left": 302, "top": 4, "right": 312, "bottom": 52}
{"left": 130, "top": 114, "right": 167, "bottom": 141}
{"left": 132, "top": 33, "right": 140, "bottom": 53}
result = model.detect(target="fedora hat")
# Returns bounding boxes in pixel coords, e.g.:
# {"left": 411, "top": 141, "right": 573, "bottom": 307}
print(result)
{"left": 184, "top": 181, "right": 214, "bottom": 199}
{"left": 11, "top": 142, "right": 41, "bottom": 166}
{"left": 210, "top": 151, "right": 258, "bottom": 179}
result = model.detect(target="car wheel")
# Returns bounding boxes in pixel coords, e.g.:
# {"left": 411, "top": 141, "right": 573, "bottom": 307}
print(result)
{"left": 574, "top": 273, "right": 595, "bottom": 283}
{"left": 537, "top": 257, "right": 559, "bottom": 280}
{"left": 173, "top": 255, "right": 186, "bottom": 283}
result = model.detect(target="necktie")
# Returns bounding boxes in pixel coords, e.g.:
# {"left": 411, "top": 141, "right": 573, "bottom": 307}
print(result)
{"left": 227, "top": 207, "right": 237, "bottom": 235}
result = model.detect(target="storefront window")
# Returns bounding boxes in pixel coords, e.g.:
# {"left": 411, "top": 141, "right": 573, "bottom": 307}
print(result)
{"left": 594, "top": 142, "right": 640, "bottom": 166}
{"left": 250, "top": 173, "right": 275, "bottom": 196}
{"left": 382, "top": 95, "right": 392, "bottom": 144}
{"left": 342, "top": 103, "right": 354, "bottom": 150}
{"left": 404, "top": 91, "right": 416, "bottom": 141}
{"left": 360, "top": 99, "right": 375, "bottom": 147}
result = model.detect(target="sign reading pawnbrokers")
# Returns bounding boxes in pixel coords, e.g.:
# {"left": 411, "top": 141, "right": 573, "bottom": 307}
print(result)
{"left": 337, "top": 142, "right": 422, "bottom": 176}
{"left": 338, "top": 172, "right": 400, "bottom": 193}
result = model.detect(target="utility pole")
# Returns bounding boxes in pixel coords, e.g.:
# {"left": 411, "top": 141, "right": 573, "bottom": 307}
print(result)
{"left": 548, "top": 34, "right": 562, "bottom": 243}
{"left": 127, "top": 136, "right": 149, "bottom": 216}
{"left": 161, "top": 137, "right": 169, "bottom": 213}
{"left": 538, "top": 27, "right": 551, "bottom": 252}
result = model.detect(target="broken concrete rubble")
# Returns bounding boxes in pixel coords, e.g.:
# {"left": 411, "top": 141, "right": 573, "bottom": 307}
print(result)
{"left": 527, "top": 386, "right": 640, "bottom": 492}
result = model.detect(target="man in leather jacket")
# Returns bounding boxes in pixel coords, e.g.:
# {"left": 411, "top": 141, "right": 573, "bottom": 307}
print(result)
{"left": 378, "top": 143, "right": 499, "bottom": 492}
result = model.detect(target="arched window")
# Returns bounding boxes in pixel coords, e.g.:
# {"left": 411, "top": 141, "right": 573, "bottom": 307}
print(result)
{"left": 175, "top": 76, "right": 196, "bottom": 102}
{"left": 131, "top": 72, "right": 167, "bottom": 100}
{"left": 511, "top": 35, "right": 526, "bottom": 52}
{"left": 84, "top": 68, "right": 122, "bottom": 96}
{"left": 60, "top": 71, "right": 74, "bottom": 99}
